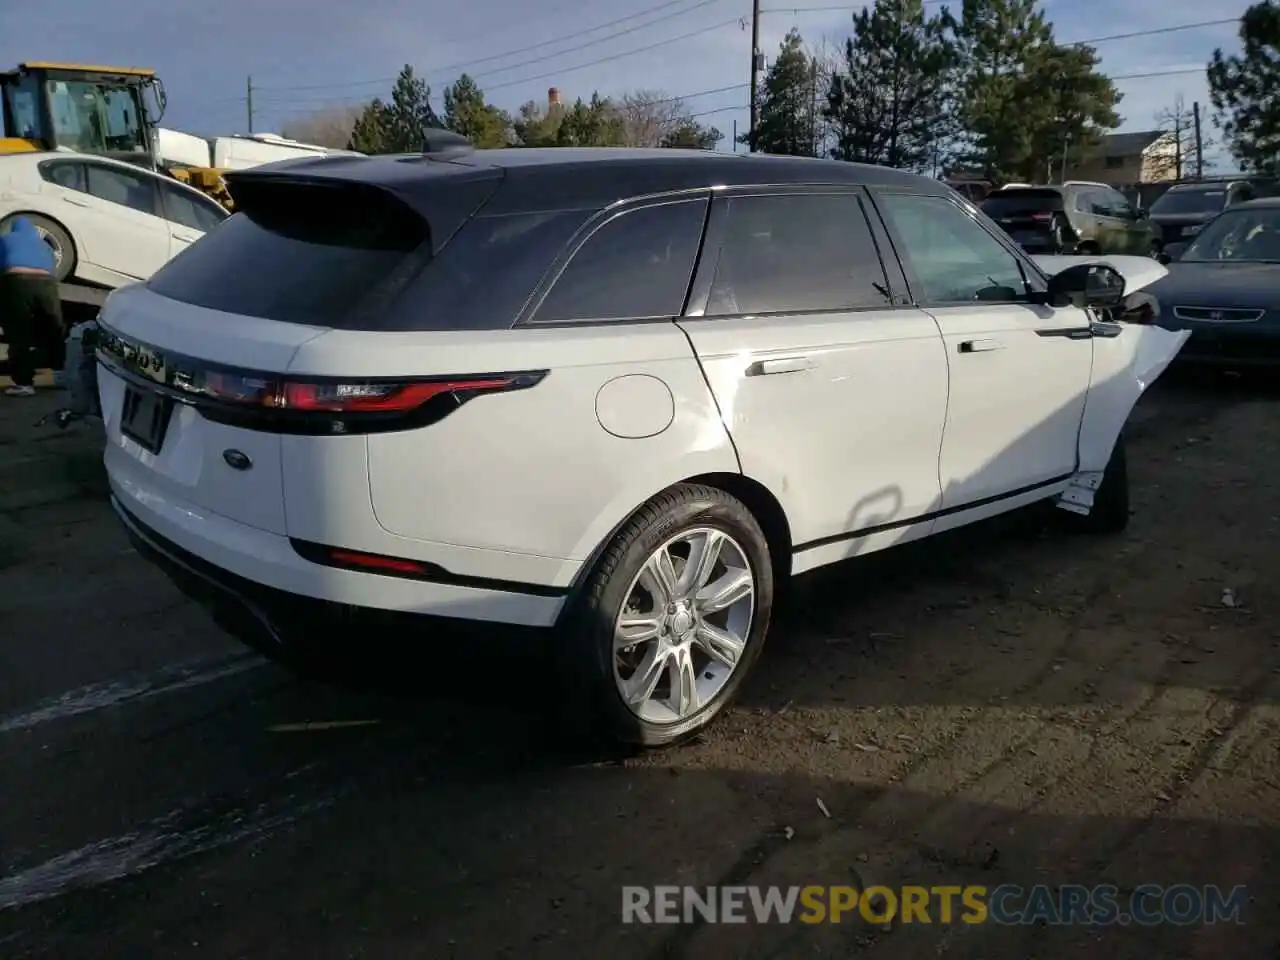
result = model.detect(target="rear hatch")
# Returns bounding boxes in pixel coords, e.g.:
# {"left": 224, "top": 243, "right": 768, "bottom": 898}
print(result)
{"left": 980, "top": 189, "right": 1066, "bottom": 250}
{"left": 1148, "top": 187, "right": 1228, "bottom": 244}
{"left": 97, "top": 158, "right": 504, "bottom": 536}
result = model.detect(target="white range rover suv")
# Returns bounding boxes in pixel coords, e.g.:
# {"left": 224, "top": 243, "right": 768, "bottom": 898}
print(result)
{"left": 96, "top": 139, "right": 1189, "bottom": 747}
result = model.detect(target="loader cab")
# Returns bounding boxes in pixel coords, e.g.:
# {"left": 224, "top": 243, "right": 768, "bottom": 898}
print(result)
{"left": 1, "top": 62, "right": 161, "bottom": 164}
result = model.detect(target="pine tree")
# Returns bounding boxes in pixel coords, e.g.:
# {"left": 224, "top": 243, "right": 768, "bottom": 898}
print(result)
{"left": 442, "top": 74, "right": 511, "bottom": 148}
{"left": 825, "top": 0, "right": 957, "bottom": 170}
{"left": 1208, "top": 1, "right": 1280, "bottom": 175}
{"left": 742, "top": 29, "right": 817, "bottom": 155}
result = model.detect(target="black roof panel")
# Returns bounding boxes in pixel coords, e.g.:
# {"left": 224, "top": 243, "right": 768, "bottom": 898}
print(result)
{"left": 226, "top": 147, "right": 943, "bottom": 217}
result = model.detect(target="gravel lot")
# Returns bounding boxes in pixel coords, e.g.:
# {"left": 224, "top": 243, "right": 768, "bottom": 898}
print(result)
{"left": 0, "top": 370, "right": 1276, "bottom": 959}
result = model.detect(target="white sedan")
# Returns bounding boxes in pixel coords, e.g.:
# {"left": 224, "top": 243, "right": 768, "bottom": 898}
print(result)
{"left": 0, "top": 151, "right": 228, "bottom": 287}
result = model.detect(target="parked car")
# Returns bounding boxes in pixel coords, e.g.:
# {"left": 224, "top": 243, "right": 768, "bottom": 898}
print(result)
{"left": 946, "top": 178, "right": 994, "bottom": 203}
{"left": 0, "top": 151, "right": 229, "bottom": 287}
{"left": 95, "top": 146, "right": 1188, "bottom": 747}
{"left": 1147, "top": 179, "right": 1260, "bottom": 249}
{"left": 1149, "top": 197, "right": 1280, "bottom": 367}
{"left": 982, "top": 182, "right": 1162, "bottom": 256}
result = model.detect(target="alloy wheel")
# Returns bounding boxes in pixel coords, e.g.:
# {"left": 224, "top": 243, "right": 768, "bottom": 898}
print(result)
{"left": 612, "top": 527, "right": 755, "bottom": 725}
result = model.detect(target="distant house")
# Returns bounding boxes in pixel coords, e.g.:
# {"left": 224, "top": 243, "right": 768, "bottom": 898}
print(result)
{"left": 1065, "top": 130, "right": 1180, "bottom": 185}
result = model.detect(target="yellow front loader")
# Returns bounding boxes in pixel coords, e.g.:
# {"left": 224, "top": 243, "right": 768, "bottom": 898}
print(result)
{"left": 0, "top": 61, "right": 233, "bottom": 209}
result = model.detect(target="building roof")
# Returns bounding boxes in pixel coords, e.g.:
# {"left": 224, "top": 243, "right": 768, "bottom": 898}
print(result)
{"left": 1101, "top": 130, "right": 1168, "bottom": 157}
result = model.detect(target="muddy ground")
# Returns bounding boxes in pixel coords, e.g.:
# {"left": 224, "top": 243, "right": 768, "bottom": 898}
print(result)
{"left": 0, "top": 370, "right": 1276, "bottom": 959}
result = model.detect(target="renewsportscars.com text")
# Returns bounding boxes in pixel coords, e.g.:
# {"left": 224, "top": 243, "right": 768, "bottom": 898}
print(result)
{"left": 621, "top": 884, "right": 1247, "bottom": 926}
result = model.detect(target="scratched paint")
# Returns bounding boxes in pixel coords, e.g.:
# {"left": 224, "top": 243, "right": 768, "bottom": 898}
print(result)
{"left": 0, "top": 794, "right": 334, "bottom": 911}
{"left": 0, "top": 653, "right": 265, "bottom": 734}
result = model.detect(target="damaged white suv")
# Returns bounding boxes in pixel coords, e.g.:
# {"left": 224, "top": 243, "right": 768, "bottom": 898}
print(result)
{"left": 96, "top": 141, "right": 1189, "bottom": 747}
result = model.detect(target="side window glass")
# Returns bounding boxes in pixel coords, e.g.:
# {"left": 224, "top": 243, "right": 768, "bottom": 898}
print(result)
{"left": 876, "top": 192, "right": 1029, "bottom": 304}
{"left": 705, "top": 193, "right": 892, "bottom": 315}
{"left": 39, "top": 161, "right": 86, "bottom": 193}
{"left": 1108, "top": 190, "right": 1134, "bottom": 218}
{"left": 160, "top": 182, "right": 225, "bottom": 232}
{"left": 85, "top": 164, "right": 158, "bottom": 217}
{"left": 532, "top": 199, "right": 707, "bottom": 323}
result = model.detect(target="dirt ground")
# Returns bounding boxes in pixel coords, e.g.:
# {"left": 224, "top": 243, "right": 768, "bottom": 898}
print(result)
{"left": 0, "top": 370, "right": 1277, "bottom": 959}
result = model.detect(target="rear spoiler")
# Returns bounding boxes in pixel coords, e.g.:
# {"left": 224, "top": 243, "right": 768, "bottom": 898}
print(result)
{"left": 222, "top": 161, "right": 505, "bottom": 254}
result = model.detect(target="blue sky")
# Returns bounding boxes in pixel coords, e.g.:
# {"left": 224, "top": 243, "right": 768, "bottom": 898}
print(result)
{"left": 2, "top": 0, "right": 1250, "bottom": 169}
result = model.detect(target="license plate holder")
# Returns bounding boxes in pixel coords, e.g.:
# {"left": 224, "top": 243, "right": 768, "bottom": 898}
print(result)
{"left": 120, "top": 385, "right": 173, "bottom": 454}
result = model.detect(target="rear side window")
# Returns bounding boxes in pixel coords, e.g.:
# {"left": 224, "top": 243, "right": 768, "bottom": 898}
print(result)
{"left": 980, "top": 189, "right": 1063, "bottom": 217}
{"left": 85, "top": 163, "right": 160, "bottom": 216}
{"left": 704, "top": 193, "right": 891, "bottom": 316}
{"left": 531, "top": 199, "right": 708, "bottom": 323}
{"left": 39, "top": 160, "right": 86, "bottom": 192}
{"left": 159, "top": 181, "right": 227, "bottom": 233}
{"left": 148, "top": 181, "right": 429, "bottom": 326}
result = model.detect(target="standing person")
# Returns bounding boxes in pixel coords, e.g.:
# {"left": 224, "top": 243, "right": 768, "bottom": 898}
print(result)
{"left": 1, "top": 217, "right": 65, "bottom": 398}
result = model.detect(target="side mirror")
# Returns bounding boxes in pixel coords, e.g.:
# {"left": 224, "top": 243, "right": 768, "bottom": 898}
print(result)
{"left": 1157, "top": 241, "right": 1186, "bottom": 265}
{"left": 1044, "top": 263, "right": 1126, "bottom": 309}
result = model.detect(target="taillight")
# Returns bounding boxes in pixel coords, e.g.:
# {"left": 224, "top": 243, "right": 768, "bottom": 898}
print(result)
{"left": 178, "top": 369, "right": 547, "bottom": 434}
{"left": 1030, "top": 212, "right": 1053, "bottom": 222}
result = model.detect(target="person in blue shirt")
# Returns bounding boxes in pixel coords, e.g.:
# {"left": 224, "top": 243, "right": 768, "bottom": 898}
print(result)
{"left": 0, "top": 217, "right": 65, "bottom": 397}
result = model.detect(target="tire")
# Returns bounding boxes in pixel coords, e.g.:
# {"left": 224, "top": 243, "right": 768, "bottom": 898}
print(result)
{"left": 1074, "top": 241, "right": 1101, "bottom": 256}
{"left": 1062, "top": 433, "right": 1129, "bottom": 534}
{"left": 560, "top": 483, "right": 775, "bottom": 748}
{"left": 0, "top": 213, "right": 76, "bottom": 282}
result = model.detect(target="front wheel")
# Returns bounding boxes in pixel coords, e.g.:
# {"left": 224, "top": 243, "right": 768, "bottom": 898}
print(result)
{"left": 561, "top": 484, "right": 774, "bottom": 748}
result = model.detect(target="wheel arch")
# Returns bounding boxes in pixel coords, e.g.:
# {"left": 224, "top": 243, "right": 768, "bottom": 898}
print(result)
{"left": 0, "top": 208, "right": 79, "bottom": 274}
{"left": 555, "top": 470, "right": 794, "bottom": 627}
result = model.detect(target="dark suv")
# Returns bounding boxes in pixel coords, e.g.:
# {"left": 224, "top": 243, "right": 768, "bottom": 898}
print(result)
{"left": 1147, "top": 180, "right": 1260, "bottom": 247}
{"left": 982, "top": 182, "right": 1161, "bottom": 256}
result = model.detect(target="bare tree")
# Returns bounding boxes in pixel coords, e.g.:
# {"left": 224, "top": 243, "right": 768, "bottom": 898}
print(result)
{"left": 280, "top": 104, "right": 366, "bottom": 149}
{"left": 617, "top": 90, "right": 687, "bottom": 147}
{"left": 1152, "top": 94, "right": 1216, "bottom": 180}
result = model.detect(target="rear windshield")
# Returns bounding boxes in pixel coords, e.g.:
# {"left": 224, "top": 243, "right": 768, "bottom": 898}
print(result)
{"left": 147, "top": 181, "right": 430, "bottom": 326}
{"left": 981, "top": 189, "right": 1063, "bottom": 216}
{"left": 1149, "top": 188, "right": 1227, "bottom": 215}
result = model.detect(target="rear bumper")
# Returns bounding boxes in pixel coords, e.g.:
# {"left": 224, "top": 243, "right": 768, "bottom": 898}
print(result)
{"left": 110, "top": 481, "right": 568, "bottom": 630}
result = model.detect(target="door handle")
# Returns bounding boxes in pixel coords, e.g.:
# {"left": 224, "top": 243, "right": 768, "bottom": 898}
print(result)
{"left": 172, "top": 232, "right": 198, "bottom": 244}
{"left": 62, "top": 196, "right": 90, "bottom": 207}
{"left": 747, "top": 356, "right": 815, "bottom": 376}
{"left": 958, "top": 339, "right": 1005, "bottom": 354}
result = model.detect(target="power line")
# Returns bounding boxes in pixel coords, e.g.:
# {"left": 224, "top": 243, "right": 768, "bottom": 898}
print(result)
{"left": 255, "top": 0, "right": 732, "bottom": 93}
{"left": 256, "top": 17, "right": 746, "bottom": 103}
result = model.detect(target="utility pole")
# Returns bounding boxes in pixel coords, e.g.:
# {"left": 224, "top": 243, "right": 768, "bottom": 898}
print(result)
{"left": 732, "top": 118, "right": 738, "bottom": 153}
{"left": 246, "top": 76, "right": 255, "bottom": 134}
{"left": 1193, "top": 100, "right": 1204, "bottom": 179}
{"left": 809, "top": 56, "right": 818, "bottom": 156}
{"left": 748, "top": 0, "right": 762, "bottom": 152}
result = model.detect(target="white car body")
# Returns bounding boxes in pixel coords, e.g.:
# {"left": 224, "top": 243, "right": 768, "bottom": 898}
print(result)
{"left": 92, "top": 149, "right": 1190, "bottom": 743}
{"left": 0, "top": 151, "right": 228, "bottom": 287}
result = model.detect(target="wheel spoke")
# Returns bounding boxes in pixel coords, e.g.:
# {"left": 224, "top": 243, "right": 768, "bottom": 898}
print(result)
{"left": 696, "top": 568, "right": 753, "bottom": 615}
{"left": 621, "top": 645, "right": 667, "bottom": 705}
{"left": 693, "top": 621, "right": 745, "bottom": 668}
{"left": 669, "top": 645, "right": 699, "bottom": 718}
{"left": 678, "top": 529, "right": 724, "bottom": 597}
{"left": 639, "top": 547, "right": 679, "bottom": 606}
{"left": 615, "top": 614, "right": 662, "bottom": 650}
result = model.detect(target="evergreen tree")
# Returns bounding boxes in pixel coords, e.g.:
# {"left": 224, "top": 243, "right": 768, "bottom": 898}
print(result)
{"left": 953, "top": 0, "right": 1119, "bottom": 181}
{"left": 442, "top": 74, "right": 511, "bottom": 148}
{"left": 661, "top": 118, "right": 723, "bottom": 149}
{"left": 742, "top": 29, "right": 817, "bottom": 155}
{"left": 825, "top": 0, "right": 957, "bottom": 170}
{"left": 346, "top": 65, "right": 440, "bottom": 154}
{"left": 1208, "top": 1, "right": 1280, "bottom": 174}
{"left": 554, "top": 94, "right": 627, "bottom": 146}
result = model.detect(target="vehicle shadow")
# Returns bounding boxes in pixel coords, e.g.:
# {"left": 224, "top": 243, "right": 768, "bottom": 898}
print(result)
{"left": 2, "top": 760, "right": 1275, "bottom": 959}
